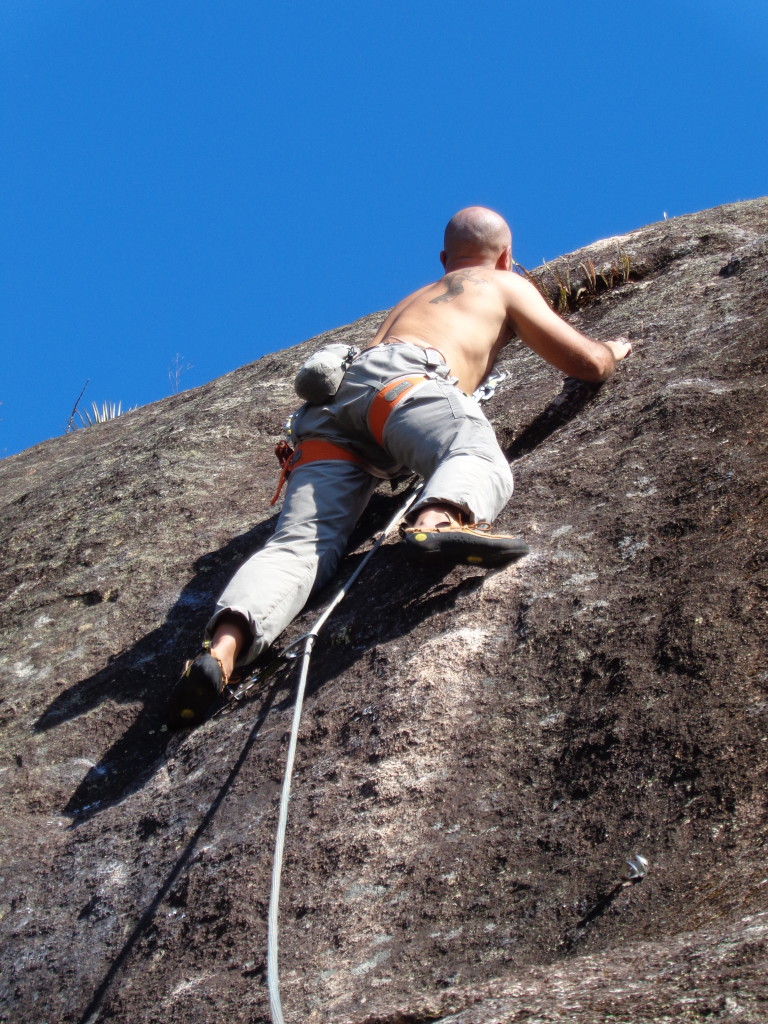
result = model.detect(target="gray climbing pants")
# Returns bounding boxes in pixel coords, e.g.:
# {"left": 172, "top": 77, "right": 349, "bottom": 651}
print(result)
{"left": 206, "top": 341, "right": 514, "bottom": 665}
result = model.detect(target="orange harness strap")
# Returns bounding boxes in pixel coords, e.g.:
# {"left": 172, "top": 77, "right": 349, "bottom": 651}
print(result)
{"left": 368, "top": 374, "right": 429, "bottom": 446}
{"left": 270, "top": 439, "right": 370, "bottom": 506}
{"left": 271, "top": 374, "right": 430, "bottom": 505}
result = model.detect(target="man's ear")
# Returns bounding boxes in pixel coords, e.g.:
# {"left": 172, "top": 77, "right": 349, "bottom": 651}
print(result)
{"left": 496, "top": 247, "right": 512, "bottom": 271}
{"left": 439, "top": 250, "right": 447, "bottom": 269}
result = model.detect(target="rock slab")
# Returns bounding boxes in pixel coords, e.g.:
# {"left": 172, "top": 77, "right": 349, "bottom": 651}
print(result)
{"left": 1, "top": 199, "right": 767, "bottom": 1023}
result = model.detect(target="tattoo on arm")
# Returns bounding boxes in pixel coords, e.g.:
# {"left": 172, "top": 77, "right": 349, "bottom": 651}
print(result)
{"left": 430, "top": 269, "right": 488, "bottom": 304}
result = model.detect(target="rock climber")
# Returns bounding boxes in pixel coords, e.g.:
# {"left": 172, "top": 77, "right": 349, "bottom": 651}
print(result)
{"left": 168, "top": 206, "right": 631, "bottom": 726}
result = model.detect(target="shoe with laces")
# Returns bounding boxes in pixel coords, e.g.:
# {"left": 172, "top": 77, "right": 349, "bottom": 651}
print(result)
{"left": 401, "top": 521, "right": 529, "bottom": 566}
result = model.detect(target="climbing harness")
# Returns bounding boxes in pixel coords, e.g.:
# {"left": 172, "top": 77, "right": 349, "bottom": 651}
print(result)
{"left": 265, "top": 481, "right": 423, "bottom": 1024}
{"left": 270, "top": 439, "right": 372, "bottom": 505}
{"left": 270, "top": 375, "right": 430, "bottom": 506}
{"left": 269, "top": 380, "right": 427, "bottom": 506}
{"left": 368, "top": 374, "right": 430, "bottom": 444}
{"left": 271, "top": 358, "right": 507, "bottom": 507}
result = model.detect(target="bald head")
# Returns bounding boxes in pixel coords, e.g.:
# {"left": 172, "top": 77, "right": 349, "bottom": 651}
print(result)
{"left": 441, "top": 206, "right": 512, "bottom": 271}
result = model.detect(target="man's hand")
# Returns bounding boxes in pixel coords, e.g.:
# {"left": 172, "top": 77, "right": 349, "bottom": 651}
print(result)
{"left": 507, "top": 275, "right": 634, "bottom": 382}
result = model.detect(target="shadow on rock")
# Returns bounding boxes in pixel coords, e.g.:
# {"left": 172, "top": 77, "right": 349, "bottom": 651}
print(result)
{"left": 34, "top": 486, "right": 470, "bottom": 822}
{"left": 35, "top": 518, "right": 285, "bottom": 734}
{"left": 33, "top": 516, "right": 281, "bottom": 820}
{"left": 505, "top": 377, "right": 601, "bottom": 461}
{"left": 74, "top": 676, "right": 285, "bottom": 1024}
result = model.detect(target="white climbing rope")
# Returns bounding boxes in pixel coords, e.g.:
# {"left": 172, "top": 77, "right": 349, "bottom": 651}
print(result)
{"left": 267, "top": 483, "right": 424, "bottom": 1024}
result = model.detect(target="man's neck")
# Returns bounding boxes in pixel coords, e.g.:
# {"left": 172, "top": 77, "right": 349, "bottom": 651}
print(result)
{"left": 443, "top": 258, "right": 497, "bottom": 274}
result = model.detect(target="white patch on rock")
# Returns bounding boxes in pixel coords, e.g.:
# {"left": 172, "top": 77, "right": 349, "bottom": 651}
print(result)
{"left": 563, "top": 572, "right": 598, "bottom": 587}
{"left": 422, "top": 626, "right": 487, "bottom": 654}
{"left": 168, "top": 972, "right": 214, "bottom": 998}
{"left": 350, "top": 948, "right": 391, "bottom": 976}
{"left": 618, "top": 537, "right": 649, "bottom": 561}
{"left": 664, "top": 377, "right": 729, "bottom": 396}
{"left": 96, "top": 859, "right": 128, "bottom": 888}
{"left": 551, "top": 525, "right": 573, "bottom": 539}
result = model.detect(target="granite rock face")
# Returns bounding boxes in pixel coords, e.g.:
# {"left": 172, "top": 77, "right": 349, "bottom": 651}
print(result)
{"left": 1, "top": 199, "right": 767, "bottom": 1024}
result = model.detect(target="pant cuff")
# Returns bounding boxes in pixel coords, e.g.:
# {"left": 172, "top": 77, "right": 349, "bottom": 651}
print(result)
{"left": 204, "top": 604, "right": 268, "bottom": 667}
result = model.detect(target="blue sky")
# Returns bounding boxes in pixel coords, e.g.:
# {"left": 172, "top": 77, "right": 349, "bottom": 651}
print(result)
{"left": 1, "top": 0, "right": 766, "bottom": 458}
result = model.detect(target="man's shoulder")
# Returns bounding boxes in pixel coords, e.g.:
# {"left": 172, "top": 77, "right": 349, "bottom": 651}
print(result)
{"left": 490, "top": 268, "right": 543, "bottom": 305}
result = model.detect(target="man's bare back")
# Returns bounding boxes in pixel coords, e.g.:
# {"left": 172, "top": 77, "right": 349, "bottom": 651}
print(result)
{"left": 367, "top": 208, "right": 631, "bottom": 395}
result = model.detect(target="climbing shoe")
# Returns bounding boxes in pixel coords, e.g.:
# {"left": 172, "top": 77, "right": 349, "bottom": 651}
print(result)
{"left": 166, "top": 652, "right": 228, "bottom": 730}
{"left": 401, "top": 522, "right": 529, "bottom": 567}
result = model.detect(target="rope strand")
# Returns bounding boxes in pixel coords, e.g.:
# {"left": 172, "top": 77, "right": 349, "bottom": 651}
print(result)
{"left": 267, "top": 483, "right": 423, "bottom": 1024}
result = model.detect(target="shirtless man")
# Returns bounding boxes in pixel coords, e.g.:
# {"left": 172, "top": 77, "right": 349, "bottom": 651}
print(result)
{"left": 367, "top": 206, "right": 631, "bottom": 530}
{"left": 168, "top": 206, "right": 630, "bottom": 726}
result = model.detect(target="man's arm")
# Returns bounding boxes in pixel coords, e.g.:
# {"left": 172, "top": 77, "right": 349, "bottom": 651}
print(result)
{"left": 504, "top": 274, "right": 631, "bottom": 382}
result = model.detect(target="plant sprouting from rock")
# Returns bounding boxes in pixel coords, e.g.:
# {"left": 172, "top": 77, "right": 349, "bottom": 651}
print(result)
{"left": 169, "top": 353, "right": 193, "bottom": 395}
{"left": 76, "top": 401, "right": 129, "bottom": 428}
{"left": 66, "top": 380, "right": 134, "bottom": 432}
